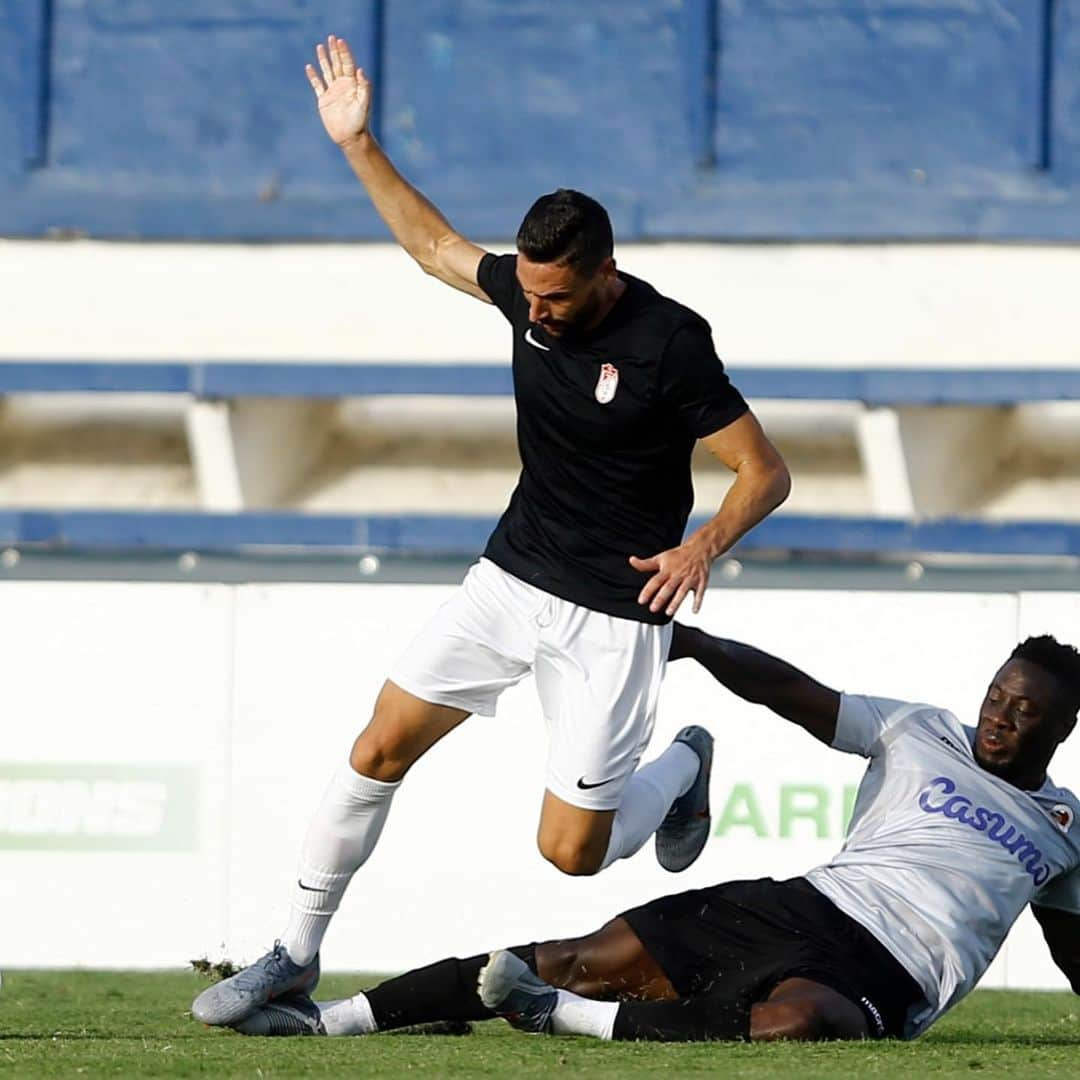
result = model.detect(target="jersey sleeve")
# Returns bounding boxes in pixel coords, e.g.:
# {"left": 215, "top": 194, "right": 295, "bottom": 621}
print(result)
{"left": 477, "top": 252, "right": 519, "bottom": 322}
{"left": 1034, "top": 864, "right": 1080, "bottom": 915}
{"left": 832, "top": 694, "right": 922, "bottom": 757}
{"left": 658, "top": 324, "right": 749, "bottom": 438}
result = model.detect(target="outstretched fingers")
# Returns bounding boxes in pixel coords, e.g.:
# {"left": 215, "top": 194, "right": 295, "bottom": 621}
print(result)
{"left": 327, "top": 34, "right": 344, "bottom": 79}
{"left": 336, "top": 36, "right": 357, "bottom": 77}
{"left": 311, "top": 35, "right": 359, "bottom": 95}
{"left": 304, "top": 63, "right": 325, "bottom": 97}
{"left": 315, "top": 42, "right": 334, "bottom": 85}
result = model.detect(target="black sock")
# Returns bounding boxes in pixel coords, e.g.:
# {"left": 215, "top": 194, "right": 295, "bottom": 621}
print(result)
{"left": 366, "top": 944, "right": 537, "bottom": 1030}
{"left": 611, "top": 992, "right": 751, "bottom": 1042}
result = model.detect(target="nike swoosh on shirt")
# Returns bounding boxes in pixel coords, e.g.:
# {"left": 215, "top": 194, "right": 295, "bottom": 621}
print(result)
{"left": 524, "top": 327, "right": 551, "bottom": 351}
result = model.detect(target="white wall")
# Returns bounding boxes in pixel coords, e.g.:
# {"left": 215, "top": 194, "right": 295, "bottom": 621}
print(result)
{"left": 1, "top": 581, "right": 1078, "bottom": 996}
{"left": 3, "top": 240, "right": 1079, "bottom": 367}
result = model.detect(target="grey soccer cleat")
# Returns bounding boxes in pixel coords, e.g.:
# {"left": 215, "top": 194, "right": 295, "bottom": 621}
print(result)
{"left": 232, "top": 991, "right": 327, "bottom": 1037}
{"left": 191, "top": 944, "right": 320, "bottom": 1027}
{"left": 478, "top": 950, "right": 557, "bottom": 1034}
{"left": 655, "top": 725, "right": 714, "bottom": 873}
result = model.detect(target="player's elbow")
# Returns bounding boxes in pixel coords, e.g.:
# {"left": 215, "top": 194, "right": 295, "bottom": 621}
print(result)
{"left": 414, "top": 230, "right": 462, "bottom": 280}
{"left": 413, "top": 245, "right": 441, "bottom": 278}
{"left": 735, "top": 449, "right": 791, "bottom": 517}
{"left": 763, "top": 456, "right": 792, "bottom": 511}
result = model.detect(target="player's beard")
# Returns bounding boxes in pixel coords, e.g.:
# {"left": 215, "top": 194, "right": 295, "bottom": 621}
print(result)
{"left": 552, "top": 287, "right": 607, "bottom": 341}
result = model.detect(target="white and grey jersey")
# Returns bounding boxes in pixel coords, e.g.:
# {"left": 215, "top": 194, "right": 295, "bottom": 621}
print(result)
{"left": 804, "top": 694, "right": 1080, "bottom": 1039}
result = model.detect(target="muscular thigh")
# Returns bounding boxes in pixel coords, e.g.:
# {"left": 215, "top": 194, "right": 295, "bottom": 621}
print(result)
{"left": 350, "top": 680, "right": 470, "bottom": 781}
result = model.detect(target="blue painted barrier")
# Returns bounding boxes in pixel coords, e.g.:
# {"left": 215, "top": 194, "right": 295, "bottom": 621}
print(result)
{"left": 2, "top": 510, "right": 1079, "bottom": 560}
{"left": 1, "top": 362, "right": 1078, "bottom": 405}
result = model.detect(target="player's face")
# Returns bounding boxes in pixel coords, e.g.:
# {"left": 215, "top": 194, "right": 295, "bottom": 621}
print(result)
{"left": 974, "top": 659, "right": 1072, "bottom": 784}
{"left": 517, "top": 254, "right": 614, "bottom": 337}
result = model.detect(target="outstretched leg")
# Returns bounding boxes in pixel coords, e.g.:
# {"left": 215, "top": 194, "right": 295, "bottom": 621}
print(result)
{"left": 311, "top": 916, "right": 675, "bottom": 1037}
{"left": 282, "top": 681, "right": 469, "bottom": 967}
{"left": 192, "top": 681, "right": 468, "bottom": 1028}
{"left": 485, "top": 965, "right": 870, "bottom": 1043}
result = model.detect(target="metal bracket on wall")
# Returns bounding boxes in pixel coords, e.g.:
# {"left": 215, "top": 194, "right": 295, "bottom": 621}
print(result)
{"left": 681, "top": 0, "right": 718, "bottom": 169}
{"left": 21, "top": 0, "right": 53, "bottom": 169}
{"left": 1023, "top": 0, "right": 1055, "bottom": 171}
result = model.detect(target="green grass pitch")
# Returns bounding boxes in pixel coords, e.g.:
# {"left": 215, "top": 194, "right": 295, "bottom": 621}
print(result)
{"left": 1, "top": 971, "right": 1078, "bottom": 1077}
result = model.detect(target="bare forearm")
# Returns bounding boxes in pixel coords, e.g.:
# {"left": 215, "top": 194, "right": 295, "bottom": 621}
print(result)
{"left": 339, "top": 132, "right": 458, "bottom": 270}
{"left": 689, "top": 458, "right": 791, "bottom": 560}
{"left": 671, "top": 627, "right": 807, "bottom": 702}
{"left": 670, "top": 624, "right": 838, "bottom": 742}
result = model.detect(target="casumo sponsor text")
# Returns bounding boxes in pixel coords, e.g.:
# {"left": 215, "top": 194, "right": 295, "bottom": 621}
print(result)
{"left": 917, "top": 776, "right": 1051, "bottom": 885}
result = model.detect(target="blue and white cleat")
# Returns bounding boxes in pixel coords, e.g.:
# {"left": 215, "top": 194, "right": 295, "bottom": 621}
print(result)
{"left": 231, "top": 991, "right": 327, "bottom": 1037}
{"left": 478, "top": 950, "right": 557, "bottom": 1034}
{"left": 655, "top": 725, "right": 714, "bottom": 873}
{"left": 191, "top": 944, "right": 320, "bottom": 1027}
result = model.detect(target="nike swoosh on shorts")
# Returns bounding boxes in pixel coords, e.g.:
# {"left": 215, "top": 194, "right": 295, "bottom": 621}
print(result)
{"left": 576, "top": 776, "right": 618, "bottom": 790}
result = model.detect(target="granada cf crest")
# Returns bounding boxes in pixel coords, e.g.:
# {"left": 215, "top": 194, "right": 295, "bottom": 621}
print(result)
{"left": 595, "top": 363, "right": 619, "bottom": 404}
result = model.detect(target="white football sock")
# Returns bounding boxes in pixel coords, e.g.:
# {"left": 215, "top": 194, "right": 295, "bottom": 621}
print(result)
{"left": 281, "top": 762, "right": 399, "bottom": 966}
{"left": 600, "top": 740, "right": 699, "bottom": 870}
{"left": 550, "top": 989, "right": 618, "bottom": 1039}
{"left": 318, "top": 992, "right": 378, "bottom": 1036}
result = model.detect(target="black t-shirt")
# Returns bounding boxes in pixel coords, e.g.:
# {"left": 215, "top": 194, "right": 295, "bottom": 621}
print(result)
{"left": 477, "top": 252, "right": 748, "bottom": 624}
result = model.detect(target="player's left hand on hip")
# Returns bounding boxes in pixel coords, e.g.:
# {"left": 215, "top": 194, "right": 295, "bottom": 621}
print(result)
{"left": 629, "top": 542, "right": 712, "bottom": 617}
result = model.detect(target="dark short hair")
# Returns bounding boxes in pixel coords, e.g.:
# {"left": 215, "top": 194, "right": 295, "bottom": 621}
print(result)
{"left": 1010, "top": 635, "right": 1080, "bottom": 722}
{"left": 516, "top": 189, "right": 613, "bottom": 276}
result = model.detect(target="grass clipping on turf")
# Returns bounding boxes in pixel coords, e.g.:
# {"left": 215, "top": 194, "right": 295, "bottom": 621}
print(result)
{"left": 190, "top": 957, "right": 240, "bottom": 981}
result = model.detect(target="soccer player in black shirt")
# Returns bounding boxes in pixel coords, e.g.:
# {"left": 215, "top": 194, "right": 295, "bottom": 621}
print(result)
{"left": 192, "top": 34, "right": 791, "bottom": 1029}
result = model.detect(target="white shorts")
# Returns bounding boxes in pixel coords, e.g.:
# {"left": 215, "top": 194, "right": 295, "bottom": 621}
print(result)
{"left": 388, "top": 558, "right": 671, "bottom": 810}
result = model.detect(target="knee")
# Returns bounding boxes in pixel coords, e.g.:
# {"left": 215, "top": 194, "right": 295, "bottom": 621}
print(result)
{"left": 753, "top": 999, "right": 857, "bottom": 1042}
{"left": 778, "top": 1000, "right": 827, "bottom": 1040}
{"left": 537, "top": 835, "right": 605, "bottom": 877}
{"left": 349, "top": 736, "right": 405, "bottom": 782}
{"left": 349, "top": 704, "right": 412, "bottom": 782}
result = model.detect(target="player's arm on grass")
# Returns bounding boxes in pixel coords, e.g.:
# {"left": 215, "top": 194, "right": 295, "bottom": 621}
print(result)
{"left": 305, "top": 35, "right": 489, "bottom": 300}
{"left": 669, "top": 624, "right": 840, "bottom": 744}
{"left": 1031, "top": 904, "right": 1080, "bottom": 993}
{"left": 631, "top": 411, "right": 791, "bottom": 618}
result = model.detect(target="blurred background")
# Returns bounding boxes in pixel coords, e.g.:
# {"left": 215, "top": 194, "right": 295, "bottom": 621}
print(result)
{"left": 1, "top": 1, "right": 1079, "bottom": 986}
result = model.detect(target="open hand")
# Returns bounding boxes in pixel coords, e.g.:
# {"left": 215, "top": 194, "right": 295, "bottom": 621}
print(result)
{"left": 630, "top": 537, "right": 715, "bottom": 617}
{"left": 305, "top": 34, "right": 371, "bottom": 147}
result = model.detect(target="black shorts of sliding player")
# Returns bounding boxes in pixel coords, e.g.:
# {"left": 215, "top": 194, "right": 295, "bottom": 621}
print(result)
{"left": 365, "top": 944, "right": 538, "bottom": 1031}
{"left": 620, "top": 876, "right": 923, "bottom": 1039}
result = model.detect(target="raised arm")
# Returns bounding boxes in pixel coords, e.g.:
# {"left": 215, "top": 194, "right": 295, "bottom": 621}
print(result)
{"left": 669, "top": 623, "right": 840, "bottom": 744}
{"left": 1031, "top": 904, "right": 1080, "bottom": 993}
{"left": 305, "top": 35, "right": 489, "bottom": 300}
